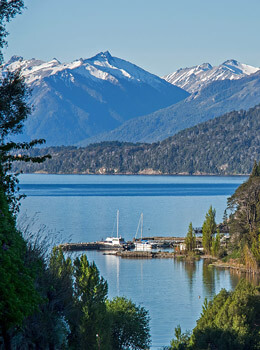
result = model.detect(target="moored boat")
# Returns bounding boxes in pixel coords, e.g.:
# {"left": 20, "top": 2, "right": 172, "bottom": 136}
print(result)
{"left": 134, "top": 213, "right": 153, "bottom": 251}
{"left": 102, "top": 210, "right": 126, "bottom": 249}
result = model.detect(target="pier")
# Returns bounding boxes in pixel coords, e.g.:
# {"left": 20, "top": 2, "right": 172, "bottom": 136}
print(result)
{"left": 114, "top": 251, "right": 175, "bottom": 258}
{"left": 59, "top": 242, "right": 102, "bottom": 251}
{"left": 59, "top": 236, "right": 203, "bottom": 252}
{"left": 59, "top": 241, "right": 134, "bottom": 251}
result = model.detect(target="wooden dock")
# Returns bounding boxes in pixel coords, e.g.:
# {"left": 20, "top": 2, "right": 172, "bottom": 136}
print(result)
{"left": 59, "top": 242, "right": 102, "bottom": 251}
{"left": 59, "top": 236, "right": 203, "bottom": 252}
{"left": 115, "top": 251, "right": 175, "bottom": 259}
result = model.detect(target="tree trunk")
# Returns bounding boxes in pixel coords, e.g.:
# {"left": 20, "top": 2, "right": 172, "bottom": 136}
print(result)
{"left": 2, "top": 327, "right": 11, "bottom": 350}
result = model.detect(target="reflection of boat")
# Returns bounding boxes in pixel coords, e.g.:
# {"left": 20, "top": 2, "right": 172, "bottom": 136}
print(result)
{"left": 134, "top": 213, "right": 152, "bottom": 251}
{"left": 104, "top": 210, "right": 126, "bottom": 248}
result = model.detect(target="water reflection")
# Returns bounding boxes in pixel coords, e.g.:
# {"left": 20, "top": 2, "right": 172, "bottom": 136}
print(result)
{"left": 183, "top": 260, "right": 197, "bottom": 292}
{"left": 222, "top": 267, "right": 259, "bottom": 288}
{"left": 202, "top": 260, "right": 217, "bottom": 297}
{"left": 103, "top": 253, "right": 121, "bottom": 295}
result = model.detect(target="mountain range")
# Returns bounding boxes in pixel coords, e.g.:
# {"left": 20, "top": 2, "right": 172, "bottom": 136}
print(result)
{"left": 2, "top": 53, "right": 260, "bottom": 146}
{"left": 162, "top": 59, "right": 259, "bottom": 93}
{"left": 2, "top": 52, "right": 188, "bottom": 146}
{"left": 82, "top": 69, "right": 260, "bottom": 144}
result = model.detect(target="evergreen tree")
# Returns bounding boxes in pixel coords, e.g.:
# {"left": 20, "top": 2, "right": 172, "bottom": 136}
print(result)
{"left": 49, "top": 246, "right": 74, "bottom": 324}
{"left": 73, "top": 255, "right": 109, "bottom": 350}
{"left": 202, "top": 206, "right": 216, "bottom": 254}
{"left": 222, "top": 209, "right": 228, "bottom": 225}
{"left": 185, "top": 222, "right": 196, "bottom": 252}
{"left": 211, "top": 229, "right": 221, "bottom": 257}
{"left": 169, "top": 280, "right": 260, "bottom": 350}
{"left": 191, "top": 280, "right": 260, "bottom": 350}
{"left": 170, "top": 325, "right": 191, "bottom": 350}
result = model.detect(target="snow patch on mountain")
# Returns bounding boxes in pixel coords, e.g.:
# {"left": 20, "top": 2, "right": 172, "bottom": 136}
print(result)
{"left": 0, "top": 51, "right": 189, "bottom": 146}
{"left": 3, "top": 51, "right": 167, "bottom": 90}
{"left": 163, "top": 59, "right": 259, "bottom": 93}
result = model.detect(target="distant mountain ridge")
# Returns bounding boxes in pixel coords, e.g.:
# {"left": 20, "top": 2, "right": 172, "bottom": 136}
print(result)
{"left": 1, "top": 52, "right": 189, "bottom": 145}
{"left": 163, "top": 59, "right": 259, "bottom": 93}
{"left": 83, "top": 69, "right": 260, "bottom": 145}
{"left": 12, "top": 104, "right": 260, "bottom": 175}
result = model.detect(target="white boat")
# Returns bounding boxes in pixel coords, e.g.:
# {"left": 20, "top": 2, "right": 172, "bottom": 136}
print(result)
{"left": 104, "top": 210, "right": 126, "bottom": 247}
{"left": 134, "top": 213, "right": 152, "bottom": 251}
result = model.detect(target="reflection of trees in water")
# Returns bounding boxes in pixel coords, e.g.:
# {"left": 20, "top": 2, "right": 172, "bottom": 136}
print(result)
{"left": 183, "top": 260, "right": 197, "bottom": 291}
{"left": 203, "top": 261, "right": 260, "bottom": 297}
{"left": 202, "top": 260, "right": 217, "bottom": 297}
{"left": 229, "top": 269, "right": 260, "bottom": 289}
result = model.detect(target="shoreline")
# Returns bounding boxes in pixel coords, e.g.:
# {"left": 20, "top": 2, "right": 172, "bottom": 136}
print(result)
{"left": 108, "top": 250, "right": 260, "bottom": 275}
{"left": 21, "top": 172, "right": 249, "bottom": 177}
{"left": 210, "top": 260, "right": 260, "bottom": 275}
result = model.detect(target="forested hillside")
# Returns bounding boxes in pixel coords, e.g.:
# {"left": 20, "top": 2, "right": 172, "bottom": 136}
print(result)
{"left": 13, "top": 104, "right": 260, "bottom": 175}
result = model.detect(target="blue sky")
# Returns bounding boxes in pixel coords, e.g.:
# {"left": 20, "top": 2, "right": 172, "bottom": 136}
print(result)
{"left": 4, "top": 0, "right": 260, "bottom": 76}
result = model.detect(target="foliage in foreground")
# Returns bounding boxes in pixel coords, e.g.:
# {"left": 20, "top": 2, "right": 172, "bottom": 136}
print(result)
{"left": 169, "top": 279, "right": 260, "bottom": 350}
{"left": 107, "top": 296, "right": 151, "bottom": 350}
{"left": 227, "top": 161, "right": 260, "bottom": 270}
{"left": 0, "top": 182, "right": 40, "bottom": 349}
{"left": 1, "top": 239, "right": 151, "bottom": 349}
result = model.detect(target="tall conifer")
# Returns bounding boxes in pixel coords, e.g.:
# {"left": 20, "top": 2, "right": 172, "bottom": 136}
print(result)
{"left": 202, "top": 206, "right": 216, "bottom": 254}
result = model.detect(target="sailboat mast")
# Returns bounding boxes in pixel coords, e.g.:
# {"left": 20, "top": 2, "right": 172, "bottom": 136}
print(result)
{"left": 117, "top": 210, "right": 119, "bottom": 238}
{"left": 141, "top": 213, "right": 143, "bottom": 240}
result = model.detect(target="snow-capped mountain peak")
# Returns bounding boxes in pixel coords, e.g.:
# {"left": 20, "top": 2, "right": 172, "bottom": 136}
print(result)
{"left": 221, "top": 59, "right": 258, "bottom": 75}
{"left": 197, "top": 63, "right": 212, "bottom": 71}
{"left": 1, "top": 51, "right": 189, "bottom": 146}
{"left": 90, "top": 50, "right": 112, "bottom": 61}
{"left": 163, "top": 60, "right": 260, "bottom": 93}
{"left": 2, "top": 51, "right": 172, "bottom": 89}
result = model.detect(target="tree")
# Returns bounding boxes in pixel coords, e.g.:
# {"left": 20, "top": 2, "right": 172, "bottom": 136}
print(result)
{"left": 168, "top": 280, "right": 260, "bottom": 350}
{"left": 107, "top": 296, "right": 151, "bottom": 350}
{"left": 211, "top": 229, "right": 220, "bottom": 257}
{"left": 202, "top": 206, "right": 216, "bottom": 254}
{"left": 0, "top": 1, "right": 50, "bottom": 213}
{"left": 170, "top": 325, "right": 191, "bottom": 350}
{"left": 0, "top": 4, "right": 53, "bottom": 348}
{"left": 73, "top": 255, "right": 109, "bottom": 350}
{"left": 0, "top": 180, "right": 40, "bottom": 349}
{"left": 0, "top": 1, "right": 25, "bottom": 63}
{"left": 0, "top": 71, "right": 49, "bottom": 212}
{"left": 185, "top": 222, "right": 196, "bottom": 252}
{"left": 222, "top": 209, "right": 228, "bottom": 225}
{"left": 227, "top": 162, "right": 260, "bottom": 267}
{"left": 190, "top": 280, "right": 260, "bottom": 350}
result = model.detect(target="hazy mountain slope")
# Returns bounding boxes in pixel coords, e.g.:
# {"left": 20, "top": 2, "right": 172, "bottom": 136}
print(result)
{"left": 2, "top": 52, "right": 189, "bottom": 145}
{"left": 12, "top": 104, "right": 260, "bottom": 175}
{"left": 163, "top": 59, "right": 259, "bottom": 93}
{"left": 82, "top": 71, "right": 260, "bottom": 144}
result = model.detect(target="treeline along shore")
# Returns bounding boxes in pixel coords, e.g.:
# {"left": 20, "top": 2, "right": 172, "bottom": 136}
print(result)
{"left": 12, "top": 104, "right": 260, "bottom": 176}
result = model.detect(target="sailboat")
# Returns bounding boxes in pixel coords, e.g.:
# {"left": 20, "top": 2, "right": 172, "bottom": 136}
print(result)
{"left": 104, "top": 210, "right": 126, "bottom": 247}
{"left": 134, "top": 213, "right": 152, "bottom": 251}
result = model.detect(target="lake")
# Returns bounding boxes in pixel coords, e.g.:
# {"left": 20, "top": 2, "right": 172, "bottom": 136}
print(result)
{"left": 18, "top": 174, "right": 248, "bottom": 349}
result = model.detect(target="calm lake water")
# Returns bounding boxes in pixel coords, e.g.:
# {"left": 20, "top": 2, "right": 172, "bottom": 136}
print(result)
{"left": 18, "top": 174, "right": 248, "bottom": 349}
